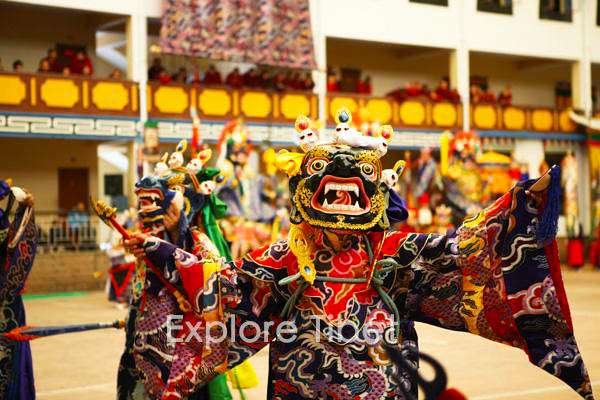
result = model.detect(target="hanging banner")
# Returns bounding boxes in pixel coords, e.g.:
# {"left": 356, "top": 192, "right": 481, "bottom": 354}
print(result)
{"left": 160, "top": 0, "right": 317, "bottom": 70}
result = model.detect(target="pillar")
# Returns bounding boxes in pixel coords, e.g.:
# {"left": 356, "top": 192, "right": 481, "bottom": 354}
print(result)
{"left": 310, "top": 0, "right": 327, "bottom": 124}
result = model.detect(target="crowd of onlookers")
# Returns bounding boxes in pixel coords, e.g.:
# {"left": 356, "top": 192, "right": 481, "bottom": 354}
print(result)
{"left": 386, "top": 79, "right": 513, "bottom": 106}
{"left": 1, "top": 48, "right": 94, "bottom": 76}
{"left": 0, "top": 48, "right": 124, "bottom": 80}
{"left": 148, "top": 58, "right": 315, "bottom": 92}
{"left": 326, "top": 70, "right": 373, "bottom": 95}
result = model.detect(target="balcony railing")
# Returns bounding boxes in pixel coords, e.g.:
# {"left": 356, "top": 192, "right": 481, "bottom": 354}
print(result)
{"left": 0, "top": 72, "right": 138, "bottom": 117}
{"left": 35, "top": 212, "right": 99, "bottom": 253}
{"left": 326, "top": 93, "right": 462, "bottom": 129}
{"left": 146, "top": 82, "right": 319, "bottom": 123}
{"left": 470, "top": 103, "right": 577, "bottom": 133}
{"left": 0, "top": 72, "right": 583, "bottom": 134}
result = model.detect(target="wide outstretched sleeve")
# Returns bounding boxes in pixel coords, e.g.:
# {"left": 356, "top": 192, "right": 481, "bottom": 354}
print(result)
{"left": 400, "top": 169, "right": 594, "bottom": 399}
{"left": 141, "top": 238, "right": 286, "bottom": 400}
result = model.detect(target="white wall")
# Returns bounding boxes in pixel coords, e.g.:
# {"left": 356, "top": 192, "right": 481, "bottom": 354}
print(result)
{"left": 0, "top": 3, "right": 116, "bottom": 77}
{"left": 322, "top": 0, "right": 592, "bottom": 62}
{"left": 0, "top": 137, "right": 99, "bottom": 213}
{"left": 322, "top": 0, "right": 459, "bottom": 50}
{"left": 471, "top": 53, "right": 571, "bottom": 107}
{"left": 327, "top": 40, "right": 450, "bottom": 96}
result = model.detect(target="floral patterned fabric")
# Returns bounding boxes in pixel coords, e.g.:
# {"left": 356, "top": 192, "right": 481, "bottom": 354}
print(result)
{"left": 0, "top": 204, "right": 37, "bottom": 400}
{"left": 144, "top": 177, "right": 594, "bottom": 399}
{"left": 160, "top": 0, "right": 316, "bottom": 70}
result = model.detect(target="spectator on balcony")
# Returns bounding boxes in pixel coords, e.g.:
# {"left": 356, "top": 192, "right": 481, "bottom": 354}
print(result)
{"left": 243, "top": 68, "right": 260, "bottom": 87}
{"left": 357, "top": 75, "right": 372, "bottom": 95}
{"left": 38, "top": 59, "right": 51, "bottom": 74}
{"left": 82, "top": 65, "right": 92, "bottom": 76}
{"left": 431, "top": 79, "right": 453, "bottom": 102}
{"left": 405, "top": 81, "right": 425, "bottom": 98}
{"left": 470, "top": 84, "right": 482, "bottom": 104}
{"left": 158, "top": 69, "right": 172, "bottom": 84}
{"left": 12, "top": 60, "right": 23, "bottom": 73}
{"left": 288, "top": 72, "right": 304, "bottom": 90}
{"left": 148, "top": 58, "right": 164, "bottom": 81}
{"left": 272, "top": 71, "right": 287, "bottom": 92}
{"left": 204, "top": 64, "right": 223, "bottom": 85}
{"left": 303, "top": 72, "right": 315, "bottom": 92}
{"left": 498, "top": 85, "right": 513, "bottom": 107}
{"left": 326, "top": 73, "right": 340, "bottom": 92}
{"left": 479, "top": 86, "right": 496, "bottom": 103}
{"left": 41, "top": 48, "right": 60, "bottom": 73}
{"left": 62, "top": 66, "right": 71, "bottom": 76}
{"left": 70, "top": 50, "right": 93, "bottom": 75}
{"left": 225, "top": 67, "right": 244, "bottom": 88}
{"left": 109, "top": 68, "right": 123, "bottom": 80}
{"left": 259, "top": 69, "right": 272, "bottom": 90}
{"left": 172, "top": 67, "right": 187, "bottom": 84}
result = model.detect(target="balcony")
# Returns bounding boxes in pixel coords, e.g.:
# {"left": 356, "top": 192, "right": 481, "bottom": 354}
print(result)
{"left": 326, "top": 92, "right": 461, "bottom": 129}
{"left": 470, "top": 103, "right": 577, "bottom": 133}
{"left": 0, "top": 72, "right": 586, "bottom": 139}
{"left": 146, "top": 82, "right": 319, "bottom": 124}
{"left": 0, "top": 72, "right": 138, "bottom": 117}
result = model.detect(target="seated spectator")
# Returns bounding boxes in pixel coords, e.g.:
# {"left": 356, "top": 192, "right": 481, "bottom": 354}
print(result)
{"left": 41, "top": 48, "right": 60, "bottom": 73}
{"left": 158, "top": 69, "right": 172, "bottom": 84}
{"left": 148, "top": 58, "right": 164, "bottom": 81}
{"left": 479, "top": 86, "right": 496, "bottom": 103}
{"left": 203, "top": 64, "right": 222, "bottom": 85}
{"left": 70, "top": 50, "right": 93, "bottom": 75}
{"left": 357, "top": 75, "right": 372, "bottom": 95}
{"left": 431, "top": 79, "right": 451, "bottom": 102}
{"left": 243, "top": 68, "right": 260, "bottom": 87}
{"left": 109, "top": 68, "right": 123, "bottom": 80}
{"left": 470, "top": 84, "right": 482, "bottom": 103}
{"left": 272, "top": 72, "right": 287, "bottom": 92}
{"left": 303, "top": 72, "right": 315, "bottom": 92}
{"left": 326, "top": 73, "right": 340, "bottom": 92}
{"left": 12, "top": 60, "right": 23, "bottom": 72}
{"left": 497, "top": 84, "right": 512, "bottom": 106}
{"left": 82, "top": 65, "right": 92, "bottom": 76}
{"left": 172, "top": 67, "right": 187, "bottom": 84}
{"left": 38, "top": 59, "right": 51, "bottom": 73}
{"left": 288, "top": 72, "right": 303, "bottom": 90}
{"left": 258, "top": 69, "right": 272, "bottom": 89}
{"left": 225, "top": 67, "right": 243, "bottom": 88}
{"left": 405, "top": 81, "right": 425, "bottom": 98}
{"left": 62, "top": 66, "right": 71, "bottom": 76}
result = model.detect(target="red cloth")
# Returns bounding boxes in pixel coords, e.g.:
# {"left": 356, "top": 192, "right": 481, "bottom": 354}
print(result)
{"left": 159, "top": 74, "right": 172, "bottom": 84}
{"left": 203, "top": 70, "right": 222, "bottom": 85}
{"left": 567, "top": 239, "right": 585, "bottom": 268}
{"left": 225, "top": 72, "right": 243, "bottom": 88}
{"left": 327, "top": 81, "right": 340, "bottom": 92}
{"left": 357, "top": 80, "right": 372, "bottom": 94}
{"left": 70, "top": 56, "right": 93, "bottom": 75}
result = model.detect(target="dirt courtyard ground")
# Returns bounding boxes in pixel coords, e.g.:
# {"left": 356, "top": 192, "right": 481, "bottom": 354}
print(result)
{"left": 27, "top": 269, "right": 600, "bottom": 400}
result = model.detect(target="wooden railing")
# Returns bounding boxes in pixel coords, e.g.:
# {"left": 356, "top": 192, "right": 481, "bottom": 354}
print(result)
{"left": 147, "top": 82, "right": 319, "bottom": 123}
{"left": 0, "top": 72, "right": 139, "bottom": 117}
{"left": 326, "top": 93, "right": 462, "bottom": 129}
{"left": 470, "top": 103, "right": 577, "bottom": 133}
{"left": 0, "top": 72, "right": 582, "bottom": 134}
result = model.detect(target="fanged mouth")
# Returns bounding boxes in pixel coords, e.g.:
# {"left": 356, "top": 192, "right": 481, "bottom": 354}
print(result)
{"left": 311, "top": 176, "right": 370, "bottom": 215}
{"left": 135, "top": 188, "right": 164, "bottom": 215}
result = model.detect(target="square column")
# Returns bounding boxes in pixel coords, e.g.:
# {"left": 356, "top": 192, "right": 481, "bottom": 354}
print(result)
{"left": 450, "top": 47, "right": 470, "bottom": 131}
